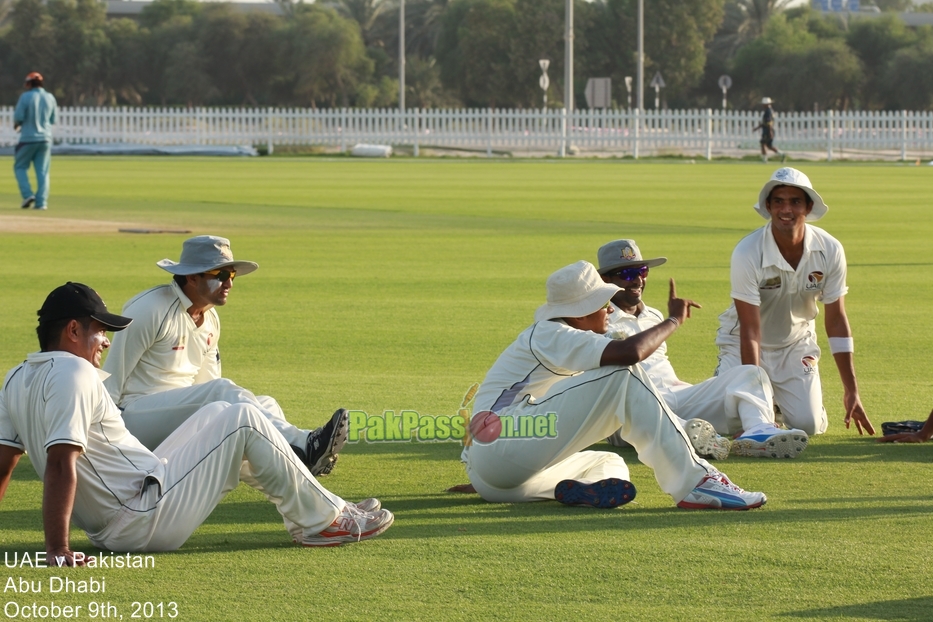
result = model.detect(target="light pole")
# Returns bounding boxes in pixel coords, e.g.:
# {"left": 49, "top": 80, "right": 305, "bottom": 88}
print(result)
{"left": 399, "top": 0, "right": 405, "bottom": 113}
{"left": 564, "top": 0, "right": 573, "bottom": 113}
{"left": 637, "top": 0, "right": 644, "bottom": 112}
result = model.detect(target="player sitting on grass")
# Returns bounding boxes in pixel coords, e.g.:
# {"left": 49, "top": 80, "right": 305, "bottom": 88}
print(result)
{"left": 103, "top": 236, "right": 347, "bottom": 476}
{"left": 459, "top": 261, "right": 766, "bottom": 511}
{"left": 597, "top": 238, "right": 808, "bottom": 459}
{"left": 0, "top": 283, "right": 392, "bottom": 563}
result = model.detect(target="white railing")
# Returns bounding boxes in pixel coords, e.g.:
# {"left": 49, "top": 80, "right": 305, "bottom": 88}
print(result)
{"left": 1, "top": 107, "right": 931, "bottom": 159}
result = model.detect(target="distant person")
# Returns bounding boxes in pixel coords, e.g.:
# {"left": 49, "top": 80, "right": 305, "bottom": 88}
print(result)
{"left": 715, "top": 167, "right": 875, "bottom": 437}
{"left": 596, "top": 238, "right": 808, "bottom": 459}
{"left": 0, "top": 282, "right": 392, "bottom": 562}
{"left": 13, "top": 72, "right": 57, "bottom": 210}
{"left": 753, "top": 97, "right": 784, "bottom": 164}
{"left": 103, "top": 236, "right": 347, "bottom": 476}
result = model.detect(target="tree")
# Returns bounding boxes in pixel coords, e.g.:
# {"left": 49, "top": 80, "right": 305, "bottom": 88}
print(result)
{"left": 731, "top": 12, "right": 864, "bottom": 110}
{"left": 585, "top": 0, "right": 725, "bottom": 108}
{"left": 286, "top": 5, "right": 375, "bottom": 107}
{"left": 882, "top": 36, "right": 933, "bottom": 109}
{"left": 846, "top": 14, "right": 916, "bottom": 108}
{"left": 437, "top": 0, "right": 517, "bottom": 106}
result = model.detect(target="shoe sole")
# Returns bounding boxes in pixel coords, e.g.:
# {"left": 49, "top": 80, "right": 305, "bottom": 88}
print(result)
{"left": 554, "top": 478, "right": 636, "bottom": 509}
{"left": 677, "top": 497, "right": 767, "bottom": 511}
{"left": 732, "top": 432, "right": 808, "bottom": 459}
{"left": 301, "top": 510, "right": 394, "bottom": 547}
{"left": 684, "top": 420, "right": 731, "bottom": 461}
{"left": 21, "top": 197, "right": 34, "bottom": 208}
{"left": 308, "top": 409, "right": 349, "bottom": 476}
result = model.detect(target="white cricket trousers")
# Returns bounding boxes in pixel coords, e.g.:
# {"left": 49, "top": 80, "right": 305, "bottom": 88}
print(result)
{"left": 717, "top": 333, "right": 827, "bottom": 435}
{"left": 660, "top": 365, "right": 775, "bottom": 436}
{"left": 466, "top": 365, "right": 712, "bottom": 504}
{"left": 91, "top": 402, "right": 343, "bottom": 552}
{"left": 119, "top": 378, "right": 309, "bottom": 450}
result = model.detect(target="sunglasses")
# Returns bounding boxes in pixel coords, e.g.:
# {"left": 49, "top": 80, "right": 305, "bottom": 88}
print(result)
{"left": 202, "top": 269, "right": 236, "bottom": 282}
{"left": 608, "top": 265, "right": 649, "bottom": 281}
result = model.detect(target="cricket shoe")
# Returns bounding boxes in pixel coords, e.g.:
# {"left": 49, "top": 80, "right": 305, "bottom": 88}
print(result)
{"left": 677, "top": 471, "right": 766, "bottom": 510}
{"left": 732, "top": 425, "right": 808, "bottom": 459}
{"left": 21, "top": 196, "right": 34, "bottom": 208}
{"left": 554, "top": 478, "right": 636, "bottom": 509}
{"left": 684, "top": 419, "right": 731, "bottom": 461}
{"left": 301, "top": 507, "right": 394, "bottom": 547}
{"left": 352, "top": 498, "right": 382, "bottom": 513}
{"left": 285, "top": 500, "right": 383, "bottom": 542}
{"left": 304, "top": 408, "right": 349, "bottom": 476}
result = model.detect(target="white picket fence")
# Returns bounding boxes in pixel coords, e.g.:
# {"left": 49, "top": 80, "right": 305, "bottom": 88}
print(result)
{"left": 2, "top": 106, "right": 932, "bottom": 159}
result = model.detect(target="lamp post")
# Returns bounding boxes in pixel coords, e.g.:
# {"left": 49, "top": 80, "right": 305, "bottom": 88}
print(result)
{"left": 399, "top": 0, "right": 405, "bottom": 113}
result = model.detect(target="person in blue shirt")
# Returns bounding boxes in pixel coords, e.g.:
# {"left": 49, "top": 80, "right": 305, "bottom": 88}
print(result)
{"left": 13, "top": 72, "right": 58, "bottom": 210}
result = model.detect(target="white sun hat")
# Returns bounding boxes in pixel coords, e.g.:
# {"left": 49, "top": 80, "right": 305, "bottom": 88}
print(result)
{"left": 754, "top": 167, "right": 828, "bottom": 222}
{"left": 534, "top": 261, "right": 621, "bottom": 322}
{"left": 761, "top": 97, "right": 773, "bottom": 105}
{"left": 156, "top": 235, "right": 259, "bottom": 276}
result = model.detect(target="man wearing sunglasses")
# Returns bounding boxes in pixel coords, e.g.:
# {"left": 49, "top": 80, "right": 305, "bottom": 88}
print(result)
{"left": 597, "top": 239, "right": 809, "bottom": 459}
{"left": 103, "top": 236, "right": 348, "bottom": 476}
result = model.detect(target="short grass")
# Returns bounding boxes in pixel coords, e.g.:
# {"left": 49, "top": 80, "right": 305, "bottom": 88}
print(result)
{"left": 1, "top": 157, "right": 932, "bottom": 621}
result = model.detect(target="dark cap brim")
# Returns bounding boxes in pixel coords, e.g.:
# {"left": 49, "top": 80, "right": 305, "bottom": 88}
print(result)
{"left": 91, "top": 312, "right": 133, "bottom": 331}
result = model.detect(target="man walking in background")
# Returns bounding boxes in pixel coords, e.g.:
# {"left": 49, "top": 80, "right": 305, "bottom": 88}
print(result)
{"left": 14, "top": 72, "right": 57, "bottom": 210}
{"left": 753, "top": 97, "right": 784, "bottom": 163}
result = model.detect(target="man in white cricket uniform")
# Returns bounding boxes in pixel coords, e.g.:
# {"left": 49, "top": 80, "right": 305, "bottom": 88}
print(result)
{"left": 103, "top": 236, "right": 347, "bottom": 476}
{"left": 715, "top": 167, "right": 875, "bottom": 437}
{"left": 463, "top": 261, "right": 767, "bottom": 511}
{"left": 0, "top": 283, "right": 392, "bottom": 563}
{"left": 597, "top": 238, "right": 809, "bottom": 459}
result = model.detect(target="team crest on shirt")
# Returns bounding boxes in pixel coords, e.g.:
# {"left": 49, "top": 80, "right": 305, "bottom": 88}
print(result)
{"left": 207, "top": 332, "right": 213, "bottom": 346}
{"left": 760, "top": 276, "right": 782, "bottom": 290}
{"left": 805, "top": 271, "right": 824, "bottom": 291}
{"left": 801, "top": 355, "right": 818, "bottom": 374}
{"left": 172, "top": 335, "right": 187, "bottom": 351}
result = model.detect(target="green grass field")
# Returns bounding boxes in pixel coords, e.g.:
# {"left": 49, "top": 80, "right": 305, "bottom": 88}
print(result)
{"left": 1, "top": 157, "right": 932, "bottom": 621}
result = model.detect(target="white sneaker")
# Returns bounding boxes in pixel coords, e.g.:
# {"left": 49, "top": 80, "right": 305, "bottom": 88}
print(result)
{"left": 732, "top": 425, "right": 808, "bottom": 459}
{"left": 21, "top": 196, "right": 34, "bottom": 209}
{"left": 352, "top": 498, "right": 382, "bottom": 513}
{"left": 684, "top": 419, "right": 731, "bottom": 460}
{"left": 301, "top": 506, "right": 394, "bottom": 547}
{"left": 677, "top": 471, "right": 766, "bottom": 510}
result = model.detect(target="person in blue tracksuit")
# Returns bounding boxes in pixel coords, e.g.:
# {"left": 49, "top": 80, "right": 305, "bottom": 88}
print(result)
{"left": 13, "top": 72, "right": 58, "bottom": 210}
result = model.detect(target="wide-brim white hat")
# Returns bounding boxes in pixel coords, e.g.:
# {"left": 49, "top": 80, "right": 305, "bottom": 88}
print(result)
{"left": 156, "top": 235, "right": 259, "bottom": 276}
{"left": 761, "top": 97, "right": 773, "bottom": 105}
{"left": 754, "top": 167, "right": 828, "bottom": 222}
{"left": 596, "top": 239, "right": 667, "bottom": 275}
{"left": 534, "top": 260, "right": 620, "bottom": 322}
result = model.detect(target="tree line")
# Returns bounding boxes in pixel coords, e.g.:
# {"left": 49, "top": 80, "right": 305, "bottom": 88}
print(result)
{"left": 0, "top": 0, "right": 931, "bottom": 110}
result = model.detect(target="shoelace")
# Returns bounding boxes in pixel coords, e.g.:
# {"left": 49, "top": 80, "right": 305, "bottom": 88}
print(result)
{"left": 709, "top": 471, "right": 743, "bottom": 493}
{"left": 337, "top": 504, "right": 369, "bottom": 542}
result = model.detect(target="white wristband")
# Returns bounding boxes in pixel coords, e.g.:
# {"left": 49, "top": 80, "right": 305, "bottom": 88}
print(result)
{"left": 828, "top": 337, "right": 854, "bottom": 354}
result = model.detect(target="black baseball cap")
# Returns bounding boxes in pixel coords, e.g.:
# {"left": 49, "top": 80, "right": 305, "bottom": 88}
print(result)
{"left": 37, "top": 282, "right": 132, "bottom": 331}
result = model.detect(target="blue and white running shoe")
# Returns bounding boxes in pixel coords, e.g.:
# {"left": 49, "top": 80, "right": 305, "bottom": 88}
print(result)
{"left": 677, "top": 471, "right": 766, "bottom": 510}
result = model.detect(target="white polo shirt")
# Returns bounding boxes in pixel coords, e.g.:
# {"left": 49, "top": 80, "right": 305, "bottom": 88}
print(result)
{"left": 0, "top": 352, "right": 162, "bottom": 537}
{"left": 717, "top": 223, "right": 848, "bottom": 350}
{"left": 606, "top": 305, "right": 681, "bottom": 389}
{"left": 472, "top": 320, "right": 610, "bottom": 414}
{"left": 104, "top": 281, "right": 222, "bottom": 406}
